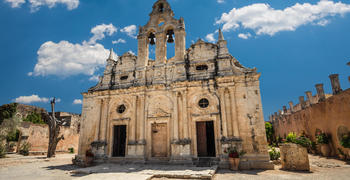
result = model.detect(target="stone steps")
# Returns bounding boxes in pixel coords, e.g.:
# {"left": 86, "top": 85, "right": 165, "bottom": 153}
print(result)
{"left": 192, "top": 157, "right": 220, "bottom": 167}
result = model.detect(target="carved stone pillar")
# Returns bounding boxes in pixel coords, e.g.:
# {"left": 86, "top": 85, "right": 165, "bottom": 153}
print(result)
{"left": 155, "top": 32, "right": 166, "bottom": 65}
{"left": 219, "top": 89, "right": 228, "bottom": 137}
{"left": 315, "top": 84, "right": 326, "bottom": 102}
{"left": 329, "top": 74, "right": 342, "bottom": 95}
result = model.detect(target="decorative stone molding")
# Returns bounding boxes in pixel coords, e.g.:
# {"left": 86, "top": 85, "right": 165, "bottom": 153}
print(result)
{"left": 91, "top": 140, "right": 107, "bottom": 148}
{"left": 113, "top": 117, "right": 131, "bottom": 121}
{"left": 220, "top": 136, "right": 242, "bottom": 144}
{"left": 171, "top": 138, "right": 191, "bottom": 145}
{"left": 128, "top": 139, "right": 146, "bottom": 145}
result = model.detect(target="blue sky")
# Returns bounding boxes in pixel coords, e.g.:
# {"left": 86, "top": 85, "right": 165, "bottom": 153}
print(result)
{"left": 0, "top": 0, "right": 349, "bottom": 121}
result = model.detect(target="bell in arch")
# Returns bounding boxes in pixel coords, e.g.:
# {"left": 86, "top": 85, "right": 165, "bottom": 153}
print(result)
{"left": 167, "top": 30, "right": 174, "bottom": 43}
{"left": 148, "top": 33, "right": 156, "bottom": 45}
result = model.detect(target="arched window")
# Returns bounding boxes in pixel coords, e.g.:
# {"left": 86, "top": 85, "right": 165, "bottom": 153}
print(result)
{"left": 166, "top": 29, "right": 175, "bottom": 59}
{"left": 159, "top": 3, "right": 164, "bottom": 13}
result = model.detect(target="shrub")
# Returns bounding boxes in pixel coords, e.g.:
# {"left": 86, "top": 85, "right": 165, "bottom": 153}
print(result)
{"left": 23, "top": 112, "right": 45, "bottom": 124}
{"left": 295, "top": 136, "right": 312, "bottom": 148}
{"left": 265, "top": 122, "right": 274, "bottom": 144}
{"left": 0, "top": 103, "right": 18, "bottom": 125}
{"left": 6, "top": 129, "right": 20, "bottom": 142}
{"left": 340, "top": 133, "right": 350, "bottom": 148}
{"left": 269, "top": 147, "right": 280, "bottom": 160}
{"left": 316, "top": 132, "right": 329, "bottom": 144}
{"left": 286, "top": 132, "right": 297, "bottom": 143}
{"left": 19, "top": 142, "right": 31, "bottom": 156}
{"left": 224, "top": 146, "right": 246, "bottom": 158}
{"left": 0, "top": 143, "right": 5, "bottom": 158}
{"left": 68, "top": 147, "right": 74, "bottom": 154}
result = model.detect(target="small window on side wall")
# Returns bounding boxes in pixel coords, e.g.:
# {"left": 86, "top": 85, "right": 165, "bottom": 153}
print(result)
{"left": 196, "top": 65, "right": 208, "bottom": 71}
{"left": 120, "top": 75, "right": 128, "bottom": 81}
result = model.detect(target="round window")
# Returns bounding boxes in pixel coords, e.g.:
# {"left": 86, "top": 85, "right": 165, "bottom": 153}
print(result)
{"left": 117, "top": 105, "right": 126, "bottom": 114}
{"left": 198, "top": 98, "right": 209, "bottom": 108}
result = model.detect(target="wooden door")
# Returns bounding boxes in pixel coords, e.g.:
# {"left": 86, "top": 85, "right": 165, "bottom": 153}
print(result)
{"left": 113, "top": 125, "right": 126, "bottom": 157}
{"left": 196, "top": 122, "right": 207, "bottom": 157}
{"left": 152, "top": 123, "right": 167, "bottom": 157}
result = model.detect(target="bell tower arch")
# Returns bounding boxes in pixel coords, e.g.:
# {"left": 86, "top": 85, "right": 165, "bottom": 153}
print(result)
{"left": 137, "top": 0, "right": 186, "bottom": 67}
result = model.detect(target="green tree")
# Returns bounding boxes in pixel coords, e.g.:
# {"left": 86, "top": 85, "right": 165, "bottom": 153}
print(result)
{"left": 23, "top": 112, "right": 45, "bottom": 124}
{"left": 265, "top": 122, "right": 274, "bottom": 145}
{"left": 0, "top": 103, "right": 18, "bottom": 125}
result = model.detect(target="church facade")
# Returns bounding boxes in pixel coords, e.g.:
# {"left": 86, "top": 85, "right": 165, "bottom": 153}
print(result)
{"left": 77, "top": 0, "right": 272, "bottom": 169}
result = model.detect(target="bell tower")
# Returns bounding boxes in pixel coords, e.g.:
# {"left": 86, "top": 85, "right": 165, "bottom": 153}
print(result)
{"left": 136, "top": 0, "right": 187, "bottom": 84}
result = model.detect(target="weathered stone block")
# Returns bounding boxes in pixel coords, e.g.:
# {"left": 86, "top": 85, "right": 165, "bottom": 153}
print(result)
{"left": 280, "top": 143, "right": 310, "bottom": 171}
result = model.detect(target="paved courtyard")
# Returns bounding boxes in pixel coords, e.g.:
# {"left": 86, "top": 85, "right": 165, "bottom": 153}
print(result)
{"left": 0, "top": 153, "right": 349, "bottom": 180}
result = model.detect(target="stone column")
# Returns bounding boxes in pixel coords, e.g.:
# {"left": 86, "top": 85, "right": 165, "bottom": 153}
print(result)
{"left": 283, "top": 106, "right": 287, "bottom": 114}
{"left": 101, "top": 98, "right": 110, "bottom": 141}
{"left": 96, "top": 99, "right": 103, "bottom": 141}
{"left": 182, "top": 91, "right": 189, "bottom": 138}
{"left": 173, "top": 92, "right": 179, "bottom": 140}
{"left": 289, "top": 101, "right": 294, "bottom": 113}
{"left": 305, "top": 91, "right": 313, "bottom": 105}
{"left": 315, "top": 84, "right": 326, "bottom": 102}
{"left": 224, "top": 89, "right": 233, "bottom": 136}
{"left": 219, "top": 89, "right": 228, "bottom": 137}
{"left": 229, "top": 88, "right": 240, "bottom": 137}
{"left": 130, "top": 96, "right": 137, "bottom": 142}
{"left": 137, "top": 35, "right": 149, "bottom": 67}
{"left": 139, "top": 94, "right": 146, "bottom": 142}
{"left": 329, "top": 74, "right": 342, "bottom": 95}
{"left": 174, "top": 29, "right": 186, "bottom": 62}
{"left": 155, "top": 32, "right": 166, "bottom": 65}
{"left": 299, "top": 96, "right": 306, "bottom": 109}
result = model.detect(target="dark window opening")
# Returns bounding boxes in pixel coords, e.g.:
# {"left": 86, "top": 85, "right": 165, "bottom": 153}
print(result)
{"left": 198, "top": 98, "right": 209, "bottom": 108}
{"left": 196, "top": 65, "right": 208, "bottom": 71}
{"left": 117, "top": 105, "right": 126, "bottom": 114}
{"left": 120, "top": 75, "right": 128, "bottom": 81}
{"left": 159, "top": 3, "right": 164, "bottom": 12}
{"left": 166, "top": 29, "right": 174, "bottom": 44}
{"left": 148, "top": 32, "right": 156, "bottom": 45}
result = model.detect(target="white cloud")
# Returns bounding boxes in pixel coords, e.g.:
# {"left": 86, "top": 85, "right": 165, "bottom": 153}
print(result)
{"left": 4, "top": 0, "right": 25, "bottom": 8}
{"left": 112, "top": 38, "right": 126, "bottom": 44}
{"left": 73, "top": 99, "right": 82, "bottom": 105}
{"left": 205, "top": 33, "right": 216, "bottom": 43}
{"left": 29, "top": 41, "right": 108, "bottom": 77}
{"left": 216, "top": 0, "right": 350, "bottom": 36}
{"left": 29, "top": 23, "right": 119, "bottom": 78}
{"left": 217, "top": 0, "right": 225, "bottom": 4}
{"left": 121, "top": 25, "right": 137, "bottom": 39}
{"left": 29, "top": 0, "right": 79, "bottom": 12}
{"left": 5, "top": 0, "right": 80, "bottom": 12}
{"left": 88, "top": 24, "right": 117, "bottom": 45}
{"left": 13, "top": 95, "right": 49, "bottom": 104}
{"left": 89, "top": 75, "right": 99, "bottom": 82}
{"left": 238, "top": 33, "right": 251, "bottom": 39}
{"left": 28, "top": 41, "right": 109, "bottom": 77}
{"left": 127, "top": 50, "right": 135, "bottom": 55}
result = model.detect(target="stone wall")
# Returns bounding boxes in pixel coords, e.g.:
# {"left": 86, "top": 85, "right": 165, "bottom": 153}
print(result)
{"left": 18, "top": 112, "right": 81, "bottom": 153}
{"left": 271, "top": 73, "right": 350, "bottom": 157}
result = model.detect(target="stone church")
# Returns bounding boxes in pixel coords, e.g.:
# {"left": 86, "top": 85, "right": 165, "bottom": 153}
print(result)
{"left": 77, "top": 0, "right": 272, "bottom": 169}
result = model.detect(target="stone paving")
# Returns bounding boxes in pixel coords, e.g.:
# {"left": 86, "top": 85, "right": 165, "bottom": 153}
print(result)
{"left": 1, "top": 153, "right": 350, "bottom": 180}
